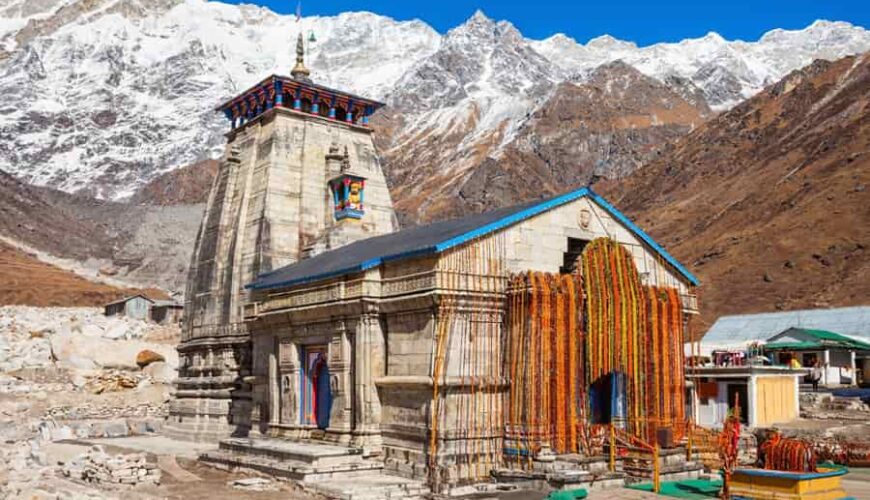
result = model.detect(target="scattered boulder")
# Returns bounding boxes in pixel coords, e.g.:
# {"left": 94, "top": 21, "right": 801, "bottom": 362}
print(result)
{"left": 142, "top": 361, "right": 175, "bottom": 383}
{"left": 65, "top": 355, "right": 98, "bottom": 371}
{"left": 232, "top": 477, "right": 277, "bottom": 491}
{"left": 80, "top": 324, "right": 105, "bottom": 337}
{"left": 102, "top": 321, "right": 129, "bottom": 340}
{"left": 136, "top": 349, "right": 165, "bottom": 369}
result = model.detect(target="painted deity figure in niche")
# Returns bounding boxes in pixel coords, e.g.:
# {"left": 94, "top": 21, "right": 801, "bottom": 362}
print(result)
{"left": 347, "top": 181, "right": 363, "bottom": 210}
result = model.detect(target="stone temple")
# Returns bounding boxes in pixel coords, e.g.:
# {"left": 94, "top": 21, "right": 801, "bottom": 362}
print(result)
{"left": 170, "top": 32, "right": 703, "bottom": 496}
{"left": 165, "top": 34, "right": 398, "bottom": 442}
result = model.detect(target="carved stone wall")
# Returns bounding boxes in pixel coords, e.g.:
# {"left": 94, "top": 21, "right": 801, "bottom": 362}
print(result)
{"left": 167, "top": 107, "right": 397, "bottom": 442}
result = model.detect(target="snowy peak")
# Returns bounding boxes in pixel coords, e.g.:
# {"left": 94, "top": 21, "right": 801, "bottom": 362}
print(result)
{"left": 586, "top": 34, "right": 637, "bottom": 51}
{"left": 534, "top": 20, "right": 870, "bottom": 110}
{"left": 390, "top": 10, "right": 557, "bottom": 113}
{"left": 0, "top": 1, "right": 867, "bottom": 201}
{"left": 0, "top": 0, "right": 441, "bottom": 198}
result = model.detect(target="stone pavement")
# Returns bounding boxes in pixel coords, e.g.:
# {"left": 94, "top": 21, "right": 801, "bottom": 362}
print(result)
{"left": 80, "top": 434, "right": 217, "bottom": 459}
{"left": 585, "top": 487, "right": 661, "bottom": 499}
{"left": 842, "top": 467, "right": 870, "bottom": 500}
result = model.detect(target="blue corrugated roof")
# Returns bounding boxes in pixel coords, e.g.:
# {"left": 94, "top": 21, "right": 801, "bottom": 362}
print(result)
{"left": 247, "top": 187, "right": 699, "bottom": 291}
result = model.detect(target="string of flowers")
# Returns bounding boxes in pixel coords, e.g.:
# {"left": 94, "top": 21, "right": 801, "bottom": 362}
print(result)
{"left": 761, "top": 433, "right": 817, "bottom": 472}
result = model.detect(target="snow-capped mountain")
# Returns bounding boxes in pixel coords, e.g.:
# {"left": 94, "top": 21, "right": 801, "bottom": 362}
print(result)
{"left": 377, "top": 11, "right": 564, "bottom": 218}
{"left": 0, "top": 0, "right": 867, "bottom": 201}
{"left": 532, "top": 20, "right": 870, "bottom": 110}
{"left": 0, "top": 0, "right": 440, "bottom": 198}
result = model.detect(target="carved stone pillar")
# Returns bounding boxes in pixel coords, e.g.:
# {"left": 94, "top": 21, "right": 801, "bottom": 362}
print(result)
{"left": 247, "top": 333, "right": 271, "bottom": 436}
{"left": 326, "top": 322, "right": 353, "bottom": 444}
{"left": 351, "top": 310, "right": 385, "bottom": 453}
{"left": 268, "top": 338, "right": 279, "bottom": 428}
{"left": 279, "top": 339, "right": 300, "bottom": 427}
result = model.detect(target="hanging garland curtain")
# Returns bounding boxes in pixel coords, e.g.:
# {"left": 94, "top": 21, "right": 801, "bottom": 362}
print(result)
{"left": 500, "top": 237, "right": 690, "bottom": 469}
{"left": 646, "top": 285, "right": 687, "bottom": 439}
{"left": 504, "top": 272, "right": 584, "bottom": 461}
{"left": 581, "top": 238, "right": 648, "bottom": 438}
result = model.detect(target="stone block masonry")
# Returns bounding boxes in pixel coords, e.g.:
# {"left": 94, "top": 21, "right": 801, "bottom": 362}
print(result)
{"left": 168, "top": 100, "right": 397, "bottom": 442}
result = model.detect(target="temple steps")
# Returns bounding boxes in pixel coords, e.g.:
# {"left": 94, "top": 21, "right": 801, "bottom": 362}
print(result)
{"left": 199, "top": 437, "right": 384, "bottom": 483}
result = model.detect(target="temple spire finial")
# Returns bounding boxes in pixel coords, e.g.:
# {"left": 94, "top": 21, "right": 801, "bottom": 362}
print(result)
{"left": 291, "top": 31, "right": 311, "bottom": 81}
{"left": 291, "top": 1, "right": 311, "bottom": 81}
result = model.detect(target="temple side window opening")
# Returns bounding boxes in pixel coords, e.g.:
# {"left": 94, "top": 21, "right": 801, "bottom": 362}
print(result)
{"left": 560, "top": 237, "right": 590, "bottom": 274}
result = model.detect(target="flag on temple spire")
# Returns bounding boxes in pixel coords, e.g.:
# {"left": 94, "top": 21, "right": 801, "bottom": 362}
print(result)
{"left": 295, "top": 0, "right": 302, "bottom": 22}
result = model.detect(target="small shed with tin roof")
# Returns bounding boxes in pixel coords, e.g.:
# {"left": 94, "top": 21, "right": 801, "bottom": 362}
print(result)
{"left": 104, "top": 294, "right": 153, "bottom": 321}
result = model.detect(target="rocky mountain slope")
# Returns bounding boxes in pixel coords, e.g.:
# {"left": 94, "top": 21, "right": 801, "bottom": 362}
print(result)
{"left": 381, "top": 59, "right": 712, "bottom": 221}
{"left": 601, "top": 54, "right": 870, "bottom": 331}
{"left": 0, "top": 242, "right": 166, "bottom": 306}
{"left": 0, "top": 168, "right": 201, "bottom": 292}
{"left": 0, "top": 0, "right": 867, "bottom": 202}
{"left": 129, "top": 159, "right": 217, "bottom": 205}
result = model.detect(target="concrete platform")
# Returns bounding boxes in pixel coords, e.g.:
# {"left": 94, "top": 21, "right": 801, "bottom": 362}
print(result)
{"left": 200, "top": 437, "right": 383, "bottom": 482}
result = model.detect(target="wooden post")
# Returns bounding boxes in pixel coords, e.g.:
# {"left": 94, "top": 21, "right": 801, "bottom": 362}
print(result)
{"left": 609, "top": 424, "right": 616, "bottom": 472}
{"left": 686, "top": 421, "right": 693, "bottom": 462}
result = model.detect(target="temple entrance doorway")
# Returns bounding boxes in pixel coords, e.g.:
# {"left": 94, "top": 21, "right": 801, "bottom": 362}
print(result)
{"left": 301, "top": 346, "right": 333, "bottom": 430}
{"left": 589, "top": 371, "right": 628, "bottom": 427}
{"left": 314, "top": 358, "right": 332, "bottom": 429}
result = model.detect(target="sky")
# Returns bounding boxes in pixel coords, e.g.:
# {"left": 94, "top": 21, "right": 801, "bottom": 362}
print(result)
{"left": 226, "top": 0, "right": 869, "bottom": 45}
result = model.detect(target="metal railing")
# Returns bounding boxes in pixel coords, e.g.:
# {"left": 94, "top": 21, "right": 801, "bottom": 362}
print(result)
{"left": 608, "top": 424, "right": 661, "bottom": 493}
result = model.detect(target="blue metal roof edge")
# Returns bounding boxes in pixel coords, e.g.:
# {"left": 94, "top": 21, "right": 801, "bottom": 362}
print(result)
{"left": 588, "top": 191, "right": 699, "bottom": 286}
{"left": 434, "top": 187, "right": 590, "bottom": 252}
{"left": 247, "top": 185, "right": 699, "bottom": 291}
{"left": 246, "top": 247, "right": 440, "bottom": 291}
{"left": 246, "top": 263, "right": 366, "bottom": 290}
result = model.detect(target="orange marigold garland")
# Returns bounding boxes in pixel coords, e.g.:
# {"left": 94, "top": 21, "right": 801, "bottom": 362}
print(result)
{"left": 504, "top": 272, "right": 584, "bottom": 458}
{"left": 718, "top": 395, "right": 742, "bottom": 499}
{"left": 581, "top": 238, "right": 648, "bottom": 438}
{"left": 760, "top": 432, "right": 817, "bottom": 472}
{"left": 646, "top": 286, "right": 687, "bottom": 438}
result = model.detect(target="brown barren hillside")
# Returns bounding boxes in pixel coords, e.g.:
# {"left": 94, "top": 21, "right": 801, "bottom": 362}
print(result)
{"left": 377, "top": 62, "right": 710, "bottom": 224}
{"left": 0, "top": 242, "right": 167, "bottom": 307}
{"left": 602, "top": 55, "right": 870, "bottom": 332}
{"left": 129, "top": 159, "right": 219, "bottom": 205}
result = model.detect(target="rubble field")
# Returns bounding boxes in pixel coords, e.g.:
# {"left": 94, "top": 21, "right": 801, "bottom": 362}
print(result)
{"left": 0, "top": 306, "right": 320, "bottom": 499}
{"left": 2, "top": 305, "right": 869, "bottom": 499}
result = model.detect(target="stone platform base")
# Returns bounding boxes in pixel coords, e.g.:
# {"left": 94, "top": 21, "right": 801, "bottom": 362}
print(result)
{"left": 492, "top": 447, "right": 704, "bottom": 494}
{"left": 199, "top": 437, "right": 383, "bottom": 483}
{"left": 162, "top": 418, "right": 237, "bottom": 444}
{"left": 493, "top": 467, "right": 626, "bottom": 494}
{"left": 621, "top": 447, "right": 705, "bottom": 484}
{"left": 307, "top": 473, "right": 429, "bottom": 500}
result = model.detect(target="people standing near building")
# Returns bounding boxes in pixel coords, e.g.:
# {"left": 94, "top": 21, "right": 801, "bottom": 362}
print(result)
{"left": 810, "top": 361, "right": 823, "bottom": 392}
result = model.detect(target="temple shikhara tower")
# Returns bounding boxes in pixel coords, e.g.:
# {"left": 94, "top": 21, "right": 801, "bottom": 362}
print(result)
{"left": 171, "top": 23, "right": 704, "bottom": 498}
{"left": 165, "top": 34, "right": 397, "bottom": 441}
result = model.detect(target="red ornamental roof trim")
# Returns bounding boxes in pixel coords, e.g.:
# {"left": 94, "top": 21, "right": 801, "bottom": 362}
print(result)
{"left": 215, "top": 74, "right": 385, "bottom": 113}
